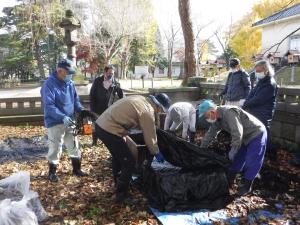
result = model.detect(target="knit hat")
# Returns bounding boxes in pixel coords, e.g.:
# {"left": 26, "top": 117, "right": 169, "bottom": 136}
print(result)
{"left": 198, "top": 100, "right": 216, "bottom": 118}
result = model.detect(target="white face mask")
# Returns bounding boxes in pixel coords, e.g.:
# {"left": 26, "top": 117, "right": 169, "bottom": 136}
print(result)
{"left": 206, "top": 111, "right": 217, "bottom": 123}
{"left": 206, "top": 118, "right": 217, "bottom": 123}
{"left": 255, "top": 72, "right": 265, "bottom": 80}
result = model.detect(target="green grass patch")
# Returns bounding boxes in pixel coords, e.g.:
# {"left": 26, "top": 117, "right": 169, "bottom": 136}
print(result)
{"left": 58, "top": 199, "right": 68, "bottom": 210}
{"left": 86, "top": 206, "right": 106, "bottom": 219}
{"left": 276, "top": 66, "right": 300, "bottom": 86}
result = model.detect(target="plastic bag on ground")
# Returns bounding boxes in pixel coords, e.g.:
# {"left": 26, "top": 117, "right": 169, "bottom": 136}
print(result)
{"left": 156, "top": 129, "right": 230, "bottom": 169}
{"left": 0, "top": 199, "right": 38, "bottom": 225}
{"left": 0, "top": 171, "right": 48, "bottom": 225}
{"left": 143, "top": 161, "right": 230, "bottom": 212}
{"left": 138, "top": 129, "right": 231, "bottom": 212}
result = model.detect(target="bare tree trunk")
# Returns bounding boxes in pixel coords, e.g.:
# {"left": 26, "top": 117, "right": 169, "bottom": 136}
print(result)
{"left": 123, "top": 64, "right": 129, "bottom": 79}
{"left": 165, "top": 26, "right": 179, "bottom": 78}
{"left": 122, "top": 57, "right": 130, "bottom": 79}
{"left": 119, "top": 58, "right": 124, "bottom": 79}
{"left": 178, "top": 0, "right": 196, "bottom": 86}
{"left": 34, "top": 39, "right": 45, "bottom": 78}
{"left": 118, "top": 38, "right": 132, "bottom": 79}
{"left": 167, "top": 62, "right": 172, "bottom": 78}
{"left": 167, "top": 42, "right": 173, "bottom": 78}
{"left": 167, "top": 42, "right": 174, "bottom": 78}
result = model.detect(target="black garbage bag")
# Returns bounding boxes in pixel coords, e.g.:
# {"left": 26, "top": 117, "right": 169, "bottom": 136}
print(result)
{"left": 128, "top": 129, "right": 231, "bottom": 211}
{"left": 156, "top": 129, "right": 230, "bottom": 169}
{"left": 143, "top": 162, "right": 230, "bottom": 211}
{"left": 290, "top": 152, "right": 300, "bottom": 168}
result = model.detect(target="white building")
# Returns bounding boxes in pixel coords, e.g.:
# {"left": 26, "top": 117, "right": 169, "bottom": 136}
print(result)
{"left": 153, "top": 62, "right": 183, "bottom": 78}
{"left": 252, "top": 3, "right": 300, "bottom": 57}
{"left": 132, "top": 62, "right": 183, "bottom": 79}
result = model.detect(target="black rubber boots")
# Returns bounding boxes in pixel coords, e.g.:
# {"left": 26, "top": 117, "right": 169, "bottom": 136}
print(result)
{"left": 48, "top": 163, "right": 59, "bottom": 182}
{"left": 48, "top": 158, "right": 87, "bottom": 182}
{"left": 71, "top": 157, "right": 88, "bottom": 177}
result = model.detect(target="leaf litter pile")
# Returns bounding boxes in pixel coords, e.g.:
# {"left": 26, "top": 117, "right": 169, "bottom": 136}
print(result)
{"left": 0, "top": 125, "right": 299, "bottom": 225}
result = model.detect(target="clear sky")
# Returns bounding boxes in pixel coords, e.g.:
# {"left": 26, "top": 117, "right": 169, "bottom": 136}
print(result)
{"left": 152, "top": 0, "right": 260, "bottom": 31}
{"left": 152, "top": 0, "right": 260, "bottom": 55}
{"left": 1, "top": 0, "right": 259, "bottom": 34}
{"left": 0, "top": 0, "right": 260, "bottom": 55}
{"left": 0, "top": 0, "right": 20, "bottom": 17}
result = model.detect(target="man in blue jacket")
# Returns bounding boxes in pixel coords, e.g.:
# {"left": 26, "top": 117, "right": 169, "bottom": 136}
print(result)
{"left": 243, "top": 60, "right": 278, "bottom": 160}
{"left": 220, "top": 58, "right": 251, "bottom": 107}
{"left": 41, "top": 59, "right": 87, "bottom": 182}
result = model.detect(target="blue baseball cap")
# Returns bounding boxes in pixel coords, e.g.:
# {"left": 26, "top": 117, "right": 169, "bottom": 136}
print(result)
{"left": 57, "top": 59, "right": 76, "bottom": 74}
{"left": 198, "top": 100, "right": 216, "bottom": 118}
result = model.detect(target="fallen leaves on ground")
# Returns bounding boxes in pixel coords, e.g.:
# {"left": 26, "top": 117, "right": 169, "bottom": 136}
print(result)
{"left": 0, "top": 125, "right": 299, "bottom": 225}
{"left": 0, "top": 125, "right": 159, "bottom": 225}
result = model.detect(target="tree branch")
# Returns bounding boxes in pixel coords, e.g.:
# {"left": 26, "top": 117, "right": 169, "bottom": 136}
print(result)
{"left": 214, "top": 31, "right": 226, "bottom": 52}
{"left": 262, "top": 26, "right": 300, "bottom": 56}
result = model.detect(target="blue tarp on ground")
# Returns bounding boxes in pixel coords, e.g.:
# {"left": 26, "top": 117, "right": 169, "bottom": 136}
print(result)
{"left": 151, "top": 208, "right": 284, "bottom": 225}
{"left": 151, "top": 208, "right": 228, "bottom": 225}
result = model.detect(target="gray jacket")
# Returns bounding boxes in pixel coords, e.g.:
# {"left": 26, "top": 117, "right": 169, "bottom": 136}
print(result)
{"left": 221, "top": 70, "right": 251, "bottom": 101}
{"left": 200, "top": 106, "right": 265, "bottom": 150}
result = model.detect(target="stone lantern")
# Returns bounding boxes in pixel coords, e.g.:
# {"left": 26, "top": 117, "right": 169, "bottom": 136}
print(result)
{"left": 59, "top": 10, "right": 81, "bottom": 64}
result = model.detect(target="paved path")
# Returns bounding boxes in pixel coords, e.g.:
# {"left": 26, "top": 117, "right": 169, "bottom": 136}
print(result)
{"left": 0, "top": 79, "right": 182, "bottom": 98}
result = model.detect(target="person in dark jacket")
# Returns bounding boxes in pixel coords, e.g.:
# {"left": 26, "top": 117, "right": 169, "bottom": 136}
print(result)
{"left": 243, "top": 60, "right": 278, "bottom": 159}
{"left": 41, "top": 59, "right": 87, "bottom": 182}
{"left": 89, "top": 65, "right": 124, "bottom": 146}
{"left": 220, "top": 58, "right": 251, "bottom": 107}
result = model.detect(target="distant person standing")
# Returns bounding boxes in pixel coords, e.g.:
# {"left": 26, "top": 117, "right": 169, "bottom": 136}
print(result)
{"left": 243, "top": 60, "right": 278, "bottom": 159}
{"left": 89, "top": 65, "right": 124, "bottom": 146}
{"left": 220, "top": 58, "right": 251, "bottom": 107}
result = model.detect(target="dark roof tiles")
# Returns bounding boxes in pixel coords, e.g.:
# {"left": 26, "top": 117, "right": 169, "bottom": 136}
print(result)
{"left": 253, "top": 3, "right": 300, "bottom": 27}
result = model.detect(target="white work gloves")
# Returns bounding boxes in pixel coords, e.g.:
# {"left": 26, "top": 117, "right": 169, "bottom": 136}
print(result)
{"left": 63, "top": 116, "right": 73, "bottom": 127}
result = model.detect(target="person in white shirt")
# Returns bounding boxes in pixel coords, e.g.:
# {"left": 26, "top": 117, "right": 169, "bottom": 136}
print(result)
{"left": 164, "top": 102, "right": 196, "bottom": 143}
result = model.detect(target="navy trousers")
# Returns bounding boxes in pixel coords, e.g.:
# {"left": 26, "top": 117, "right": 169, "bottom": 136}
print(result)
{"left": 230, "top": 130, "right": 267, "bottom": 180}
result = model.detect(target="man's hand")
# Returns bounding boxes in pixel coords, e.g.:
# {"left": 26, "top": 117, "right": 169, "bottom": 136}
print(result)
{"left": 63, "top": 116, "right": 73, "bottom": 127}
{"left": 228, "top": 148, "right": 239, "bottom": 161}
{"left": 155, "top": 152, "right": 165, "bottom": 163}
